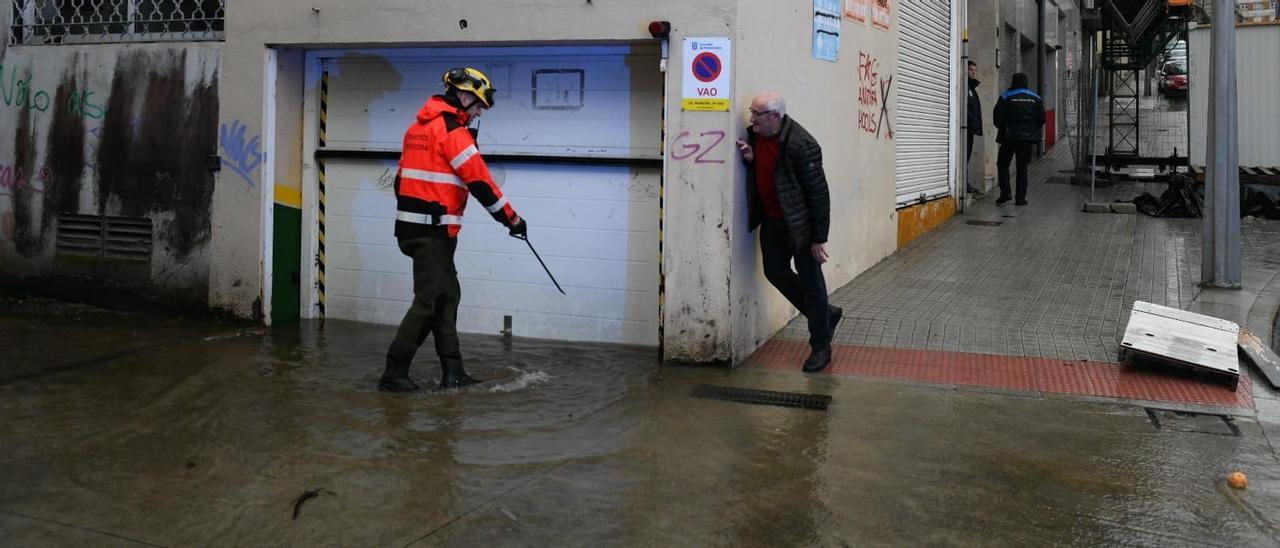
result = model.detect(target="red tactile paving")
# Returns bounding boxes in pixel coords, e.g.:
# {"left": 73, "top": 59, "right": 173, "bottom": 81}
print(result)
{"left": 748, "top": 340, "right": 1254, "bottom": 409}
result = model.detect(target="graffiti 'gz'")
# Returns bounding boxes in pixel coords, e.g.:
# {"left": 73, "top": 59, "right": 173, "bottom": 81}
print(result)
{"left": 0, "top": 64, "right": 105, "bottom": 119}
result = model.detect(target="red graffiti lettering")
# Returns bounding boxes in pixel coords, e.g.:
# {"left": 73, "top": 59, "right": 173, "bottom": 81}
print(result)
{"left": 857, "top": 51, "right": 894, "bottom": 140}
{"left": 671, "top": 130, "right": 727, "bottom": 164}
{"left": 0, "top": 164, "right": 49, "bottom": 194}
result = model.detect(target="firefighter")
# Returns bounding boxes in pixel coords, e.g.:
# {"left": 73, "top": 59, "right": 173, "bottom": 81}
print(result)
{"left": 379, "top": 67, "right": 527, "bottom": 392}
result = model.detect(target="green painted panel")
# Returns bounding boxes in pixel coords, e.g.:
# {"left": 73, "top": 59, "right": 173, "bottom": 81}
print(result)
{"left": 272, "top": 204, "right": 302, "bottom": 323}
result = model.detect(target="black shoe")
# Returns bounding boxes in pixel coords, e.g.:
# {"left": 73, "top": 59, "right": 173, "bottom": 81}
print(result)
{"left": 439, "top": 357, "right": 480, "bottom": 389}
{"left": 996, "top": 196, "right": 1012, "bottom": 205}
{"left": 828, "top": 306, "right": 844, "bottom": 339}
{"left": 1015, "top": 199, "right": 1028, "bottom": 206}
{"left": 802, "top": 347, "right": 832, "bottom": 373}
{"left": 378, "top": 354, "right": 422, "bottom": 393}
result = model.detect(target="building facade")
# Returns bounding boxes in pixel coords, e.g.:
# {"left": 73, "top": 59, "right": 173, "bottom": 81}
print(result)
{"left": 2, "top": 0, "right": 977, "bottom": 364}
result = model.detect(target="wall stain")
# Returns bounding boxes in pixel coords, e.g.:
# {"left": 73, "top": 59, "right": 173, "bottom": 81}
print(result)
{"left": 96, "top": 49, "right": 217, "bottom": 260}
{"left": 42, "top": 62, "right": 87, "bottom": 243}
{"left": 11, "top": 100, "right": 39, "bottom": 256}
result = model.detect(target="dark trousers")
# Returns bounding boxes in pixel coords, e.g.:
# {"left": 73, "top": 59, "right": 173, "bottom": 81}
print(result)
{"left": 759, "top": 218, "right": 831, "bottom": 350}
{"left": 967, "top": 132, "right": 974, "bottom": 162}
{"left": 997, "top": 141, "right": 1033, "bottom": 201}
{"left": 388, "top": 236, "right": 462, "bottom": 362}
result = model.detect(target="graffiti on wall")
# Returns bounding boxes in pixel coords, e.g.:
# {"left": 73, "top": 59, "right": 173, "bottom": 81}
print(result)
{"left": 219, "top": 119, "right": 264, "bottom": 187}
{"left": 857, "top": 51, "right": 894, "bottom": 139}
{"left": 670, "top": 129, "right": 727, "bottom": 164}
{"left": 0, "top": 64, "right": 105, "bottom": 119}
{"left": 0, "top": 164, "right": 49, "bottom": 195}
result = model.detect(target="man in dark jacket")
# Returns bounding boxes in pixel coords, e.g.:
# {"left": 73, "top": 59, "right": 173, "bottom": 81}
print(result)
{"left": 966, "top": 60, "right": 984, "bottom": 194}
{"left": 735, "top": 92, "right": 843, "bottom": 373}
{"left": 991, "top": 72, "right": 1045, "bottom": 205}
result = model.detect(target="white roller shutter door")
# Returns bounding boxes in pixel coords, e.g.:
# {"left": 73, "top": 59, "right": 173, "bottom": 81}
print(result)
{"left": 316, "top": 46, "right": 661, "bottom": 346}
{"left": 895, "top": 0, "right": 954, "bottom": 206}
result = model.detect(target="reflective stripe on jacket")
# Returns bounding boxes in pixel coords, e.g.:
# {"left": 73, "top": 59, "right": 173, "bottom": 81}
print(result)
{"left": 394, "top": 95, "right": 519, "bottom": 239}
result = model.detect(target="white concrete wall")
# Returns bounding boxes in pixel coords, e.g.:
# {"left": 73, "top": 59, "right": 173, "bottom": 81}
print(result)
{"left": 0, "top": 42, "right": 220, "bottom": 303}
{"left": 1189, "top": 24, "right": 1280, "bottom": 167}
{"left": 970, "top": 0, "right": 1003, "bottom": 189}
{"left": 221, "top": 0, "right": 743, "bottom": 362}
{"left": 730, "top": 2, "right": 900, "bottom": 361}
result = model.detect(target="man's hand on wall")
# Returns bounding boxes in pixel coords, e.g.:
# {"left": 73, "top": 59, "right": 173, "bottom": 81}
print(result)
{"left": 735, "top": 139, "right": 754, "bottom": 162}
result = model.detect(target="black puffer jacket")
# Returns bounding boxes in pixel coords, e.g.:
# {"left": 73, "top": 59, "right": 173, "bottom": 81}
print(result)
{"left": 745, "top": 116, "right": 831, "bottom": 250}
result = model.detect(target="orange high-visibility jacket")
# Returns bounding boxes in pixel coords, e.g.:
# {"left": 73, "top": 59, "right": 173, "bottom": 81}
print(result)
{"left": 394, "top": 95, "right": 519, "bottom": 239}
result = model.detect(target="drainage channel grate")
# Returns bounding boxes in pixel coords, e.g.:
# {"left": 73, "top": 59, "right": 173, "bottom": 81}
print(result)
{"left": 692, "top": 384, "right": 831, "bottom": 410}
{"left": 965, "top": 220, "right": 1003, "bottom": 227}
{"left": 1145, "top": 407, "right": 1241, "bottom": 436}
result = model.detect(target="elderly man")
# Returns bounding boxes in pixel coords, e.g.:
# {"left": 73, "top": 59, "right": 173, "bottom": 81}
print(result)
{"left": 735, "top": 92, "right": 843, "bottom": 373}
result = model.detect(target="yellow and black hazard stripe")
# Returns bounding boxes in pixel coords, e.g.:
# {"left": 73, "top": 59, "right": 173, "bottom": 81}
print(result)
{"left": 318, "top": 69, "right": 329, "bottom": 317}
{"left": 657, "top": 80, "right": 667, "bottom": 357}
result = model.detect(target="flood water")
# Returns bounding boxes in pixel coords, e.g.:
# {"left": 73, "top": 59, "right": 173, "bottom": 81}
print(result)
{"left": 2, "top": 298, "right": 1278, "bottom": 546}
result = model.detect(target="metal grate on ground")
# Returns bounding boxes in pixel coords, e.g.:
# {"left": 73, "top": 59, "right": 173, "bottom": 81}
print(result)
{"left": 748, "top": 339, "right": 1254, "bottom": 409}
{"left": 691, "top": 384, "right": 831, "bottom": 410}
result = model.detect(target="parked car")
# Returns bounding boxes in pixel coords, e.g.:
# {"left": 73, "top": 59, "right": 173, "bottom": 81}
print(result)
{"left": 1158, "top": 62, "right": 1188, "bottom": 97}
{"left": 1159, "top": 40, "right": 1187, "bottom": 67}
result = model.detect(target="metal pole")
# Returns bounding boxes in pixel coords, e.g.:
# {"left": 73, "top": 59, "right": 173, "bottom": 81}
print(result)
{"left": 1090, "top": 34, "right": 1099, "bottom": 204}
{"left": 1037, "top": 0, "right": 1047, "bottom": 157}
{"left": 1202, "top": 0, "right": 1241, "bottom": 288}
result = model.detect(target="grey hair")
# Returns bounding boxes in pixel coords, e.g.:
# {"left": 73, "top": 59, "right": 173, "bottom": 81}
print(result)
{"left": 758, "top": 91, "right": 786, "bottom": 116}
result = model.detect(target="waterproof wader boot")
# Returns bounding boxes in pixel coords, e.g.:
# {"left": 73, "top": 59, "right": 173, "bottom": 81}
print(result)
{"left": 382, "top": 236, "right": 461, "bottom": 392}
{"left": 379, "top": 345, "right": 422, "bottom": 392}
{"left": 439, "top": 357, "right": 479, "bottom": 389}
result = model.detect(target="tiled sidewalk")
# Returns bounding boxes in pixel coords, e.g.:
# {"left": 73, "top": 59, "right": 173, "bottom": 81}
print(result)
{"left": 748, "top": 339, "right": 1253, "bottom": 409}
{"left": 777, "top": 143, "right": 1280, "bottom": 365}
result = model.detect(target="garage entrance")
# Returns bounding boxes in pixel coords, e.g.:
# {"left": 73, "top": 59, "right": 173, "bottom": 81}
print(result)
{"left": 305, "top": 45, "right": 663, "bottom": 346}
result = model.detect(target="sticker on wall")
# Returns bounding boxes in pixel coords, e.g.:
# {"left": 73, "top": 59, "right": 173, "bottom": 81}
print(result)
{"left": 682, "top": 37, "right": 731, "bottom": 111}
{"left": 813, "top": 0, "right": 841, "bottom": 62}
{"left": 872, "top": 0, "right": 891, "bottom": 31}
{"left": 532, "top": 69, "right": 585, "bottom": 110}
{"left": 844, "top": 0, "right": 868, "bottom": 24}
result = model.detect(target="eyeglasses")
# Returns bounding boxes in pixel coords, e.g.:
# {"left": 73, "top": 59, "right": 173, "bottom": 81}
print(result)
{"left": 748, "top": 108, "right": 778, "bottom": 118}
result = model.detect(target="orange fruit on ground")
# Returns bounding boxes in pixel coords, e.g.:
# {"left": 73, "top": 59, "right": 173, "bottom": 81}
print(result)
{"left": 1227, "top": 471, "right": 1248, "bottom": 489}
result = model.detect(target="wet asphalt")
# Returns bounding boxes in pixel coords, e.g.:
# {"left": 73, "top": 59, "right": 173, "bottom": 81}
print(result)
{"left": 2, "top": 298, "right": 1279, "bottom": 546}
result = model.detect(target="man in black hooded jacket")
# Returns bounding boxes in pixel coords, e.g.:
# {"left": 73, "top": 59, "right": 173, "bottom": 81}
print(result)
{"left": 992, "top": 72, "right": 1045, "bottom": 205}
{"left": 966, "top": 60, "right": 984, "bottom": 194}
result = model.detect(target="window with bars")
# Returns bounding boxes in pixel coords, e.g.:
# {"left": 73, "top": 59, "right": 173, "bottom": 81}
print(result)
{"left": 9, "top": 0, "right": 224, "bottom": 45}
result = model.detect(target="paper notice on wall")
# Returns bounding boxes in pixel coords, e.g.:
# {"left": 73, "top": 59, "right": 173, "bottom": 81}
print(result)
{"left": 682, "top": 37, "right": 731, "bottom": 111}
{"left": 813, "top": 0, "right": 841, "bottom": 62}
{"left": 844, "top": 0, "right": 868, "bottom": 24}
{"left": 872, "top": 0, "right": 891, "bottom": 30}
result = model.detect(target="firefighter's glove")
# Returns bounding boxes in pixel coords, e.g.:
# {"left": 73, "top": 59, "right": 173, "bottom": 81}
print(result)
{"left": 508, "top": 217, "right": 528, "bottom": 238}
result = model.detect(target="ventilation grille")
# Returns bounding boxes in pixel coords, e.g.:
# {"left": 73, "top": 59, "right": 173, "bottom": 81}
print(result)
{"left": 57, "top": 214, "right": 152, "bottom": 260}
